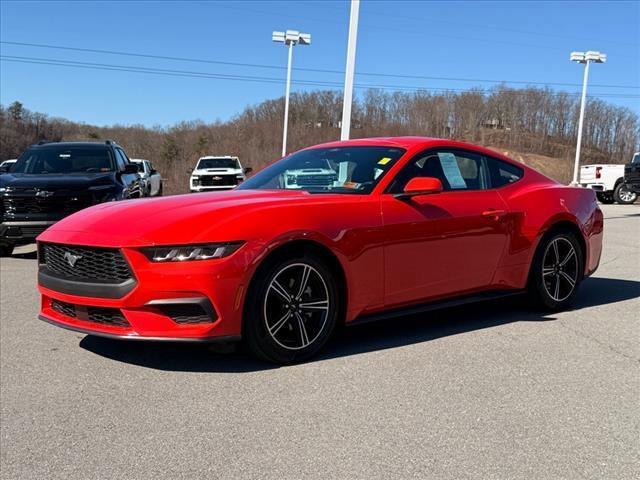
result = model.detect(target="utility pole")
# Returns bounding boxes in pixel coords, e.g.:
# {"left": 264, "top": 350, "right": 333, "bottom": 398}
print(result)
{"left": 340, "top": 0, "right": 360, "bottom": 140}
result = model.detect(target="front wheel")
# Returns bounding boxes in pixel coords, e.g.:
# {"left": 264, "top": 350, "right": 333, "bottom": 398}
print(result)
{"left": 528, "top": 231, "right": 584, "bottom": 311}
{"left": 243, "top": 255, "right": 339, "bottom": 364}
{"left": 0, "top": 244, "right": 14, "bottom": 257}
{"left": 613, "top": 183, "right": 637, "bottom": 204}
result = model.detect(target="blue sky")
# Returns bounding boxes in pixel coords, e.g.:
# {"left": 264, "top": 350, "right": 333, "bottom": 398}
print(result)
{"left": 1, "top": 0, "right": 638, "bottom": 126}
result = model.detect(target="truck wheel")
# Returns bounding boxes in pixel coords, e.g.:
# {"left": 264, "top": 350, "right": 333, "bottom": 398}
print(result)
{"left": 613, "top": 183, "right": 637, "bottom": 204}
{"left": 596, "top": 192, "right": 614, "bottom": 204}
{"left": 157, "top": 184, "right": 163, "bottom": 196}
{"left": 0, "top": 244, "right": 14, "bottom": 257}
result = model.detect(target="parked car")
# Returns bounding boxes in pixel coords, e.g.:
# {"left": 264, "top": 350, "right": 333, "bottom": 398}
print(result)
{"left": 36, "top": 137, "right": 603, "bottom": 364}
{"left": 189, "top": 156, "right": 251, "bottom": 192}
{"left": 0, "top": 140, "right": 142, "bottom": 256}
{"left": 131, "top": 159, "right": 163, "bottom": 196}
{"left": 284, "top": 158, "right": 338, "bottom": 189}
{"left": 623, "top": 152, "right": 640, "bottom": 196}
{"left": 0, "top": 159, "right": 17, "bottom": 171}
{"left": 580, "top": 162, "right": 637, "bottom": 204}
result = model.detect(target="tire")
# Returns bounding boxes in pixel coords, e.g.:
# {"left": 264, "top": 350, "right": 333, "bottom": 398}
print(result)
{"left": 596, "top": 192, "right": 614, "bottom": 204}
{"left": 0, "top": 244, "right": 14, "bottom": 257}
{"left": 243, "top": 253, "right": 340, "bottom": 364}
{"left": 528, "top": 230, "right": 584, "bottom": 311}
{"left": 613, "top": 183, "right": 637, "bottom": 205}
{"left": 156, "top": 184, "right": 163, "bottom": 196}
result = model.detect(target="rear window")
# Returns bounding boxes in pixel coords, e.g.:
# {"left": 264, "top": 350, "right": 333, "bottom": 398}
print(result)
{"left": 12, "top": 147, "right": 114, "bottom": 174}
{"left": 487, "top": 157, "right": 524, "bottom": 188}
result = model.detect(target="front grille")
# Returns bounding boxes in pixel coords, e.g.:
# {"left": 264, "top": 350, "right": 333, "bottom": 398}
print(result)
{"left": 2, "top": 192, "right": 92, "bottom": 215}
{"left": 50, "top": 300, "right": 129, "bottom": 328}
{"left": 296, "top": 174, "right": 336, "bottom": 186}
{"left": 199, "top": 174, "right": 237, "bottom": 187}
{"left": 87, "top": 307, "right": 129, "bottom": 327}
{"left": 51, "top": 299, "right": 76, "bottom": 318}
{"left": 157, "top": 304, "right": 214, "bottom": 324}
{"left": 41, "top": 243, "right": 132, "bottom": 283}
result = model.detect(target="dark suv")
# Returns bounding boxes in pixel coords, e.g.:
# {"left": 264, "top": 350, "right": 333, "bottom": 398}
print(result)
{"left": 0, "top": 141, "right": 142, "bottom": 256}
{"left": 624, "top": 152, "right": 640, "bottom": 196}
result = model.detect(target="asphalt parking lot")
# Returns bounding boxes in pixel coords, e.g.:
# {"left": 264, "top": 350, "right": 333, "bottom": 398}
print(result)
{"left": 1, "top": 204, "right": 638, "bottom": 480}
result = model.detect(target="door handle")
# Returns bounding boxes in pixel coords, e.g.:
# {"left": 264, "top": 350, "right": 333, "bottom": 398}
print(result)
{"left": 482, "top": 209, "right": 507, "bottom": 220}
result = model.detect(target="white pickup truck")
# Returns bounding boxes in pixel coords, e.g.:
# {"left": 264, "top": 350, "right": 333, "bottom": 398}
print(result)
{"left": 580, "top": 163, "right": 637, "bottom": 204}
{"left": 189, "top": 156, "right": 251, "bottom": 192}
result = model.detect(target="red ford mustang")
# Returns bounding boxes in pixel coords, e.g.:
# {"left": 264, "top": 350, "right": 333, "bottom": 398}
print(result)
{"left": 37, "top": 137, "right": 603, "bottom": 363}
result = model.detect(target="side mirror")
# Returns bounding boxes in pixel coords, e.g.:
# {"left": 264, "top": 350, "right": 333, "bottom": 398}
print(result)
{"left": 244, "top": 167, "right": 253, "bottom": 175}
{"left": 394, "top": 177, "right": 443, "bottom": 199}
{"left": 150, "top": 168, "right": 157, "bottom": 175}
{"left": 123, "top": 163, "right": 140, "bottom": 174}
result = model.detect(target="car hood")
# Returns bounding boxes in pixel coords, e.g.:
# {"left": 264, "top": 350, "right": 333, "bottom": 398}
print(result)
{"left": 192, "top": 168, "right": 242, "bottom": 175}
{"left": 38, "top": 189, "right": 324, "bottom": 246}
{"left": 0, "top": 173, "right": 115, "bottom": 191}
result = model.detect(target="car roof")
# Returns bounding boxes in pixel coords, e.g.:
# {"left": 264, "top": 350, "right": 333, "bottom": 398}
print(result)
{"left": 198, "top": 156, "right": 238, "bottom": 159}
{"left": 28, "top": 141, "right": 112, "bottom": 149}
{"left": 303, "top": 136, "right": 520, "bottom": 165}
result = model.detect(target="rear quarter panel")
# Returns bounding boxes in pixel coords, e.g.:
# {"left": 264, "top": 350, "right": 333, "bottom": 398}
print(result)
{"left": 496, "top": 178, "right": 603, "bottom": 288}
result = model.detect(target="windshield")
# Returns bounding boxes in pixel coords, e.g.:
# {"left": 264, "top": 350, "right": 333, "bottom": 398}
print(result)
{"left": 237, "top": 146, "right": 406, "bottom": 194}
{"left": 633, "top": 153, "right": 640, "bottom": 164}
{"left": 197, "top": 158, "right": 240, "bottom": 169}
{"left": 11, "top": 147, "right": 115, "bottom": 174}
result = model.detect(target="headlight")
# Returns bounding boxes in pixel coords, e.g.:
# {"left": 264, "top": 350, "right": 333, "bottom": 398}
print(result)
{"left": 192, "top": 176, "right": 200, "bottom": 186}
{"left": 287, "top": 175, "right": 297, "bottom": 184}
{"left": 141, "top": 242, "right": 243, "bottom": 262}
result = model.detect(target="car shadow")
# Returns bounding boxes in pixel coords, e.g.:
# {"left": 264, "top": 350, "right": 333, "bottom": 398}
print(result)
{"left": 79, "top": 276, "right": 640, "bottom": 373}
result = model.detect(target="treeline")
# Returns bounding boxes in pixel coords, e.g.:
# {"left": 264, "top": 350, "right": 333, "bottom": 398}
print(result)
{"left": 1, "top": 86, "right": 638, "bottom": 194}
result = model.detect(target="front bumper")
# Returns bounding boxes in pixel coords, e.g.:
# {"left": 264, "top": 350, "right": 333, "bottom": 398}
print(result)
{"left": 38, "top": 242, "right": 258, "bottom": 341}
{"left": 190, "top": 185, "right": 237, "bottom": 192}
{"left": 1, "top": 221, "right": 57, "bottom": 245}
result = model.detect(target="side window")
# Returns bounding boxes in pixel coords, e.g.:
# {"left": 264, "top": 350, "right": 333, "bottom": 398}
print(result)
{"left": 486, "top": 157, "right": 524, "bottom": 188}
{"left": 389, "top": 150, "right": 487, "bottom": 192}
{"left": 118, "top": 148, "right": 131, "bottom": 163}
{"left": 114, "top": 149, "right": 127, "bottom": 171}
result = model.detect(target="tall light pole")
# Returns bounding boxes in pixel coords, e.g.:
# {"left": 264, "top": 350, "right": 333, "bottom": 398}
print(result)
{"left": 340, "top": 0, "right": 360, "bottom": 140}
{"left": 570, "top": 50, "right": 606, "bottom": 185}
{"left": 273, "top": 30, "right": 311, "bottom": 157}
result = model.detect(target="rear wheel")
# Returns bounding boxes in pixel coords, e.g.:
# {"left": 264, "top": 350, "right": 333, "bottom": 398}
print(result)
{"left": 528, "top": 231, "right": 583, "bottom": 311}
{"left": 0, "top": 244, "right": 14, "bottom": 257}
{"left": 244, "top": 254, "right": 339, "bottom": 364}
{"left": 613, "top": 183, "right": 637, "bottom": 204}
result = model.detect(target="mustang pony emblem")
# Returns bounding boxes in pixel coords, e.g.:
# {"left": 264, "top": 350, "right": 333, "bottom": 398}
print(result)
{"left": 63, "top": 252, "right": 82, "bottom": 267}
